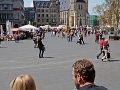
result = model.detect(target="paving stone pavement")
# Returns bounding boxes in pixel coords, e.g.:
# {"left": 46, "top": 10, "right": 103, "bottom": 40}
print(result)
{"left": 0, "top": 33, "right": 120, "bottom": 90}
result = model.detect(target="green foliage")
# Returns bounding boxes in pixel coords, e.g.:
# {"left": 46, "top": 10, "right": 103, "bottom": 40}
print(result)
{"left": 24, "top": 21, "right": 29, "bottom": 25}
{"left": 48, "top": 22, "right": 52, "bottom": 25}
{"left": 31, "top": 21, "right": 36, "bottom": 26}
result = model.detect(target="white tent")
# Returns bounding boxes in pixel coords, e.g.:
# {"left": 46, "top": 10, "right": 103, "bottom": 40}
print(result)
{"left": 19, "top": 24, "right": 38, "bottom": 32}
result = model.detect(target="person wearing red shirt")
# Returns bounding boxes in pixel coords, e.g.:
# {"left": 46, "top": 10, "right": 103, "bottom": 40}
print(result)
{"left": 97, "top": 37, "right": 105, "bottom": 59}
{"left": 67, "top": 31, "right": 70, "bottom": 41}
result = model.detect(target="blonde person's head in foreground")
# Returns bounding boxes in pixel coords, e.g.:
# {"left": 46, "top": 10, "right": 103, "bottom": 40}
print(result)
{"left": 10, "top": 74, "right": 36, "bottom": 90}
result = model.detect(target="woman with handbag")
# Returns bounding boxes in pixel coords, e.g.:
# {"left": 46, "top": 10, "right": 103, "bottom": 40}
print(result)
{"left": 102, "top": 39, "right": 110, "bottom": 61}
{"left": 38, "top": 36, "right": 45, "bottom": 58}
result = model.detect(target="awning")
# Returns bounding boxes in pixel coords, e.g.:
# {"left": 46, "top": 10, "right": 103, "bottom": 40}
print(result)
{"left": 10, "top": 28, "right": 22, "bottom": 31}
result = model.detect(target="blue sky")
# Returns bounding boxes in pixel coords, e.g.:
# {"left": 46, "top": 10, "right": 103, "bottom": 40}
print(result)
{"left": 24, "top": 0, "right": 104, "bottom": 15}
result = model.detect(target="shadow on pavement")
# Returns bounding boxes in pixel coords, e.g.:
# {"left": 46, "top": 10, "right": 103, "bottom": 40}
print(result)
{"left": 44, "top": 57, "right": 54, "bottom": 58}
{"left": 0, "top": 47, "right": 7, "bottom": 48}
{"left": 103, "top": 59, "right": 120, "bottom": 62}
{"left": 109, "top": 59, "right": 120, "bottom": 62}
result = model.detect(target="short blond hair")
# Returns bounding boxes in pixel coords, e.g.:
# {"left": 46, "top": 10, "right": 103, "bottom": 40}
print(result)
{"left": 105, "top": 39, "right": 108, "bottom": 42}
{"left": 10, "top": 74, "right": 36, "bottom": 90}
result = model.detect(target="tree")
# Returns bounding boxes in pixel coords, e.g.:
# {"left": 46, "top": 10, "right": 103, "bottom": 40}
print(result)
{"left": 93, "top": 0, "right": 120, "bottom": 30}
{"left": 24, "top": 21, "right": 29, "bottom": 25}
{"left": 48, "top": 22, "right": 52, "bottom": 25}
{"left": 31, "top": 21, "right": 36, "bottom": 26}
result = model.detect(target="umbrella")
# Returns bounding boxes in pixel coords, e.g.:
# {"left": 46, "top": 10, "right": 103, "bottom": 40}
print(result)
{"left": 19, "top": 24, "right": 38, "bottom": 31}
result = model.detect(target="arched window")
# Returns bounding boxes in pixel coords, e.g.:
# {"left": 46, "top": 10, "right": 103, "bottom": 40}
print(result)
{"left": 81, "top": 5, "right": 83, "bottom": 9}
{"left": 78, "top": 4, "right": 80, "bottom": 9}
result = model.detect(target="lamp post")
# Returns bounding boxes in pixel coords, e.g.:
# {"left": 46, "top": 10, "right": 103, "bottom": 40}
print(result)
{"left": 0, "top": 25, "right": 3, "bottom": 48}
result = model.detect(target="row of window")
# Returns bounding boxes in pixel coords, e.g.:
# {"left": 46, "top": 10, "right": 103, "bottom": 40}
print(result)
{"left": 37, "top": 9, "right": 59, "bottom": 12}
{"left": 0, "top": 14, "right": 13, "bottom": 19}
{"left": 60, "top": 4, "right": 83, "bottom": 10}
{"left": 37, "top": 19, "right": 56, "bottom": 22}
{"left": 0, "top": 4, "right": 13, "bottom": 10}
{"left": 37, "top": 14, "right": 57, "bottom": 17}
{"left": 24, "top": 8, "right": 34, "bottom": 11}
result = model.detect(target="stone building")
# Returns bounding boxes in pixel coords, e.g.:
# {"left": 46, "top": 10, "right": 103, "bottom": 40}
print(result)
{"left": 60, "top": 0, "right": 89, "bottom": 27}
{"left": 0, "top": 0, "right": 24, "bottom": 28}
{"left": 33, "top": 0, "right": 60, "bottom": 26}
{"left": 24, "top": 7, "right": 35, "bottom": 22}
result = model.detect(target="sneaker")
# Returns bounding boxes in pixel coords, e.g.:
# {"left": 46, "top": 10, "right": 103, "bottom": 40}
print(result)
{"left": 101, "top": 59, "right": 103, "bottom": 62}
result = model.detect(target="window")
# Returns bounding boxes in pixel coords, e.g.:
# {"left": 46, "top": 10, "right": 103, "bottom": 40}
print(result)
{"left": 0, "top": 5, "right": 2, "bottom": 10}
{"left": 81, "top": 5, "right": 83, "bottom": 9}
{"left": 46, "top": 10, "right": 48, "bottom": 12}
{"left": 37, "top": 9, "right": 40, "bottom": 12}
{"left": 46, "top": 14, "right": 48, "bottom": 17}
{"left": 4, "top": 5, "right": 7, "bottom": 9}
{"left": 37, "top": 14, "right": 40, "bottom": 17}
{"left": 42, "top": 9, "right": 44, "bottom": 12}
{"left": 46, "top": 19, "right": 48, "bottom": 22}
{"left": 9, "top": 14, "right": 13, "bottom": 19}
{"left": 37, "top": 19, "right": 40, "bottom": 22}
{"left": 42, "top": 14, "right": 44, "bottom": 17}
{"left": 51, "top": 14, "right": 53, "bottom": 17}
{"left": 79, "top": 5, "right": 80, "bottom": 9}
{"left": 42, "top": 19, "right": 44, "bottom": 22}
{"left": 54, "top": 14, "right": 56, "bottom": 17}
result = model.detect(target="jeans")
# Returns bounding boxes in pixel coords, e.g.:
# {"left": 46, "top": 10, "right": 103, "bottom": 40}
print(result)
{"left": 97, "top": 47, "right": 104, "bottom": 57}
{"left": 70, "top": 36, "right": 73, "bottom": 42}
{"left": 39, "top": 48, "right": 44, "bottom": 58}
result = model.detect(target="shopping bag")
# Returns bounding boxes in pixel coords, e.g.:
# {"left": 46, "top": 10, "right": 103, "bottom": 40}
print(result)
{"left": 107, "top": 52, "right": 110, "bottom": 58}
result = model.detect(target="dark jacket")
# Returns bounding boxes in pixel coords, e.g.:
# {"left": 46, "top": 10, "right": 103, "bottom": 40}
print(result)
{"left": 79, "top": 84, "right": 108, "bottom": 90}
{"left": 38, "top": 39, "right": 44, "bottom": 49}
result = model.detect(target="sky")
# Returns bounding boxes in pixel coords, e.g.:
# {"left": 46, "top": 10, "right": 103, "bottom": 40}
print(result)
{"left": 24, "top": 0, "right": 104, "bottom": 15}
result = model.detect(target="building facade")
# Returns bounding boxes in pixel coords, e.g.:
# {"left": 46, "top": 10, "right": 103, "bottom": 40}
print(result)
{"left": 33, "top": 0, "right": 60, "bottom": 26}
{"left": 60, "top": 0, "right": 89, "bottom": 27}
{"left": 89, "top": 15, "right": 99, "bottom": 26}
{"left": 0, "top": 0, "right": 24, "bottom": 28}
{"left": 24, "top": 7, "right": 35, "bottom": 22}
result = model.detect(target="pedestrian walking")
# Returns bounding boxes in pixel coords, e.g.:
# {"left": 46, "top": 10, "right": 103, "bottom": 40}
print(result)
{"left": 97, "top": 37, "right": 105, "bottom": 59}
{"left": 67, "top": 31, "right": 70, "bottom": 42}
{"left": 95, "top": 32, "right": 99, "bottom": 43}
{"left": 33, "top": 34, "right": 38, "bottom": 48}
{"left": 15, "top": 34, "right": 19, "bottom": 43}
{"left": 102, "top": 39, "right": 110, "bottom": 61}
{"left": 38, "top": 37, "right": 45, "bottom": 58}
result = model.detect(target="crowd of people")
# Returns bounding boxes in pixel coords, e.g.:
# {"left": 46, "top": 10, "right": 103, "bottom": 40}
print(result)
{"left": 30, "top": 26, "right": 111, "bottom": 60}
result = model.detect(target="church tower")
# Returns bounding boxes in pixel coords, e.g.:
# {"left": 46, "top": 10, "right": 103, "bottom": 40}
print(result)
{"left": 84, "top": 0, "right": 88, "bottom": 11}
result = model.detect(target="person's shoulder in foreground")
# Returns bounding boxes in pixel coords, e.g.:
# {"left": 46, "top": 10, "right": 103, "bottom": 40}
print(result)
{"left": 72, "top": 59, "right": 109, "bottom": 90}
{"left": 79, "top": 84, "right": 108, "bottom": 90}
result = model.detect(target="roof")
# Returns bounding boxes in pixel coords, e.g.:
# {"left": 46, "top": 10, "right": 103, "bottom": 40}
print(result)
{"left": 33, "top": 0, "right": 60, "bottom": 9}
{"left": 33, "top": 1, "right": 51, "bottom": 8}
{"left": 76, "top": 0, "right": 86, "bottom": 3}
